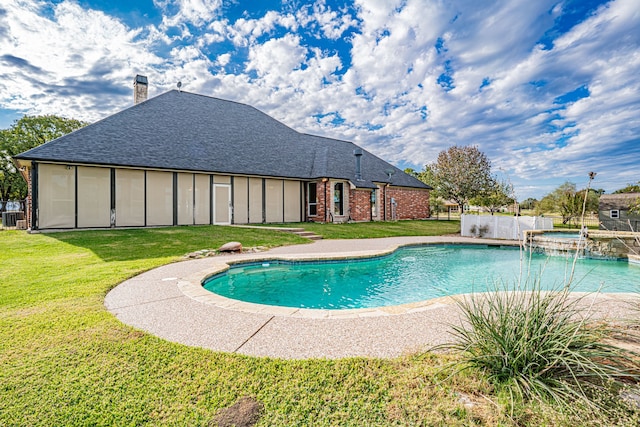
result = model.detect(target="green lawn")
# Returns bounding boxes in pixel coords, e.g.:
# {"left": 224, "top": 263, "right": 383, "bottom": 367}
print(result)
{"left": 257, "top": 219, "right": 460, "bottom": 239}
{"left": 0, "top": 223, "right": 636, "bottom": 426}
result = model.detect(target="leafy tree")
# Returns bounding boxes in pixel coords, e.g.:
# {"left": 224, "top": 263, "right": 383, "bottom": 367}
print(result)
{"left": 407, "top": 167, "right": 442, "bottom": 215}
{"left": 613, "top": 182, "right": 640, "bottom": 193}
{"left": 520, "top": 197, "right": 538, "bottom": 210}
{"left": 469, "top": 179, "right": 515, "bottom": 214}
{"left": 0, "top": 115, "right": 86, "bottom": 203}
{"left": 537, "top": 182, "right": 591, "bottom": 224}
{"left": 577, "top": 188, "right": 599, "bottom": 214}
{"left": 423, "top": 145, "right": 495, "bottom": 213}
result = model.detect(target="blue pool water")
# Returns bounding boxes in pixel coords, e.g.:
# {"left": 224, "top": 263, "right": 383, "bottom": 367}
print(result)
{"left": 202, "top": 245, "right": 640, "bottom": 310}
{"left": 541, "top": 232, "right": 581, "bottom": 239}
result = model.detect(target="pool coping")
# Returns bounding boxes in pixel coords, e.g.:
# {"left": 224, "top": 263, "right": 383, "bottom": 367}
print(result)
{"left": 105, "top": 236, "right": 640, "bottom": 359}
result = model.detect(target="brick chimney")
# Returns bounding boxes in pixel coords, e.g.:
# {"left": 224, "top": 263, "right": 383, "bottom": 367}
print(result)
{"left": 133, "top": 75, "right": 148, "bottom": 105}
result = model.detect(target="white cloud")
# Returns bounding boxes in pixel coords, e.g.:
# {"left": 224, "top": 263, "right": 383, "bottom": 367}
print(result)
{"left": 0, "top": 0, "right": 163, "bottom": 120}
{"left": 246, "top": 34, "right": 307, "bottom": 79}
{"left": 155, "top": 0, "right": 222, "bottom": 27}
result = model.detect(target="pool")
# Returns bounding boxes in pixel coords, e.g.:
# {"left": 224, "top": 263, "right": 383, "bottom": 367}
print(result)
{"left": 202, "top": 245, "right": 640, "bottom": 310}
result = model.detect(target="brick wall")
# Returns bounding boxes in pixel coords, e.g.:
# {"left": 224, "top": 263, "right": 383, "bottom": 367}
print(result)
{"left": 306, "top": 180, "right": 430, "bottom": 223}
{"left": 386, "top": 187, "right": 430, "bottom": 220}
{"left": 349, "top": 188, "right": 372, "bottom": 221}
{"left": 24, "top": 166, "right": 32, "bottom": 229}
{"left": 310, "top": 179, "right": 328, "bottom": 223}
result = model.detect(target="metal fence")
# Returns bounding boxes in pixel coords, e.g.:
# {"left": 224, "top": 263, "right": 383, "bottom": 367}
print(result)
{"left": 546, "top": 215, "right": 600, "bottom": 229}
{"left": 0, "top": 200, "right": 27, "bottom": 230}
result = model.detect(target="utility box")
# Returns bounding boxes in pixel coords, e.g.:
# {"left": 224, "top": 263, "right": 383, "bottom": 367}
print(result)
{"left": 2, "top": 211, "right": 24, "bottom": 227}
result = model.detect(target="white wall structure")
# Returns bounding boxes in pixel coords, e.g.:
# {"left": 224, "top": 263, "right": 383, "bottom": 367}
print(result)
{"left": 461, "top": 214, "right": 553, "bottom": 240}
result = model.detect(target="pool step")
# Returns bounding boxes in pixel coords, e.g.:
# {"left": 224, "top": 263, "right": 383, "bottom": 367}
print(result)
{"left": 229, "top": 225, "right": 322, "bottom": 240}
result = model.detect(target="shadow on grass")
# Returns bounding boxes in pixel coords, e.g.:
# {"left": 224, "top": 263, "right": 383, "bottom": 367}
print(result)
{"left": 48, "top": 225, "right": 308, "bottom": 262}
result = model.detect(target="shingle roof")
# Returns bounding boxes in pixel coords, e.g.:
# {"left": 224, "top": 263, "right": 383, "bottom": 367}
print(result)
{"left": 15, "top": 90, "right": 430, "bottom": 190}
{"left": 599, "top": 193, "right": 640, "bottom": 210}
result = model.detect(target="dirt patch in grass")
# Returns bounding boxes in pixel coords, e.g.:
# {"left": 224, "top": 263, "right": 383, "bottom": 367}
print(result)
{"left": 212, "top": 396, "right": 264, "bottom": 427}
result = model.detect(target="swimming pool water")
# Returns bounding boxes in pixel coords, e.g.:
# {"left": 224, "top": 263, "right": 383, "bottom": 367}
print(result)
{"left": 202, "top": 245, "right": 640, "bottom": 310}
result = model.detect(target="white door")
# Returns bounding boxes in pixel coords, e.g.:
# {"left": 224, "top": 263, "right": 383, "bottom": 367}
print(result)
{"left": 213, "top": 184, "right": 232, "bottom": 225}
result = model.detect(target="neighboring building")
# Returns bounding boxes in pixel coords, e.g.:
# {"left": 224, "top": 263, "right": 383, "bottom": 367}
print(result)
{"left": 13, "top": 76, "right": 430, "bottom": 231}
{"left": 598, "top": 193, "right": 640, "bottom": 232}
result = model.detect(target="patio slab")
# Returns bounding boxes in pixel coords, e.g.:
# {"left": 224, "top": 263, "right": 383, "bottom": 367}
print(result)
{"left": 104, "top": 236, "right": 638, "bottom": 359}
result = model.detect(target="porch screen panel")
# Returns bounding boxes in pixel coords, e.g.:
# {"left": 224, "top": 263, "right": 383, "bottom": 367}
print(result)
{"left": 213, "top": 184, "right": 231, "bottom": 224}
{"left": 283, "top": 180, "right": 301, "bottom": 222}
{"left": 77, "top": 166, "right": 110, "bottom": 227}
{"left": 248, "top": 177, "right": 263, "bottom": 223}
{"left": 38, "top": 163, "right": 75, "bottom": 228}
{"left": 115, "top": 169, "right": 145, "bottom": 226}
{"left": 265, "top": 179, "right": 283, "bottom": 223}
{"left": 233, "top": 177, "right": 249, "bottom": 224}
{"left": 194, "top": 174, "right": 210, "bottom": 224}
{"left": 177, "top": 173, "right": 194, "bottom": 225}
{"left": 146, "top": 171, "right": 173, "bottom": 226}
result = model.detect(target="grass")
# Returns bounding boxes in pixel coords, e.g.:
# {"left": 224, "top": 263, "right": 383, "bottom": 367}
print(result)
{"left": 258, "top": 219, "right": 460, "bottom": 239}
{"left": 1, "top": 222, "right": 639, "bottom": 426}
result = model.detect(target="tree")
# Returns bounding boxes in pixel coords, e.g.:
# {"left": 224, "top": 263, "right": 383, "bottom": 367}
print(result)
{"left": 0, "top": 115, "right": 86, "bottom": 203}
{"left": 537, "top": 181, "right": 601, "bottom": 224}
{"left": 520, "top": 197, "right": 538, "bottom": 210}
{"left": 577, "top": 188, "right": 599, "bottom": 214}
{"left": 538, "top": 182, "right": 584, "bottom": 224}
{"left": 423, "top": 145, "right": 495, "bottom": 213}
{"left": 470, "top": 179, "right": 515, "bottom": 215}
{"left": 613, "top": 182, "right": 640, "bottom": 193}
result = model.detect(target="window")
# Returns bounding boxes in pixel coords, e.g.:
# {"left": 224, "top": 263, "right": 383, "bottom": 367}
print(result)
{"left": 334, "top": 182, "right": 343, "bottom": 216}
{"left": 370, "top": 189, "right": 377, "bottom": 218}
{"left": 308, "top": 182, "right": 317, "bottom": 216}
{"left": 610, "top": 209, "right": 620, "bottom": 219}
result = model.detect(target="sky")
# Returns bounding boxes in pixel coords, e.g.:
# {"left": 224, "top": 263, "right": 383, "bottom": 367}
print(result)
{"left": 1, "top": 0, "right": 639, "bottom": 200}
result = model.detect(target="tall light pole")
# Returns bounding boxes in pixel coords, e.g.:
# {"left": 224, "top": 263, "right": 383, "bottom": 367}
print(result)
{"left": 581, "top": 172, "right": 597, "bottom": 231}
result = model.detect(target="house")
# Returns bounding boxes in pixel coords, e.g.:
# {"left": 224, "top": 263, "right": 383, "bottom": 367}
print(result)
{"left": 13, "top": 76, "right": 431, "bottom": 231}
{"left": 598, "top": 193, "right": 640, "bottom": 232}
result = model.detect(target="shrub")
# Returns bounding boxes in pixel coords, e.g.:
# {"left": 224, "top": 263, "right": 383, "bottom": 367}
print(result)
{"left": 440, "top": 278, "right": 639, "bottom": 413}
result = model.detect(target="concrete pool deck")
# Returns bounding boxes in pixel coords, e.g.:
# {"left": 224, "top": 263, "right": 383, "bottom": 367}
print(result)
{"left": 104, "top": 236, "right": 639, "bottom": 359}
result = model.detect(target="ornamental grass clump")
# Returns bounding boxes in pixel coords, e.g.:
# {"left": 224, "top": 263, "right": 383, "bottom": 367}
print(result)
{"left": 443, "top": 278, "right": 638, "bottom": 412}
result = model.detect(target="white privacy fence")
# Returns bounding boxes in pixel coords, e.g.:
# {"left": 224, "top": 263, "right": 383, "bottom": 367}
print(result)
{"left": 461, "top": 214, "right": 553, "bottom": 240}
